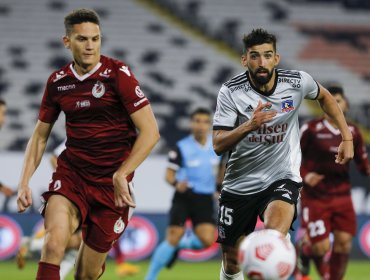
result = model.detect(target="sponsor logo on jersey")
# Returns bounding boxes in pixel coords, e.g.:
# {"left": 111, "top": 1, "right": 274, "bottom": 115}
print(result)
{"left": 245, "top": 104, "right": 254, "bottom": 112}
{"left": 53, "top": 71, "right": 67, "bottom": 82}
{"left": 119, "top": 65, "right": 131, "bottom": 76}
{"left": 99, "top": 68, "right": 112, "bottom": 78}
{"left": 249, "top": 123, "right": 288, "bottom": 144}
{"left": 133, "top": 98, "right": 147, "bottom": 107}
{"left": 230, "top": 84, "right": 248, "bottom": 93}
{"left": 92, "top": 81, "right": 105, "bottom": 98}
{"left": 114, "top": 217, "right": 125, "bottom": 234}
{"left": 57, "top": 84, "right": 76, "bottom": 91}
{"left": 281, "top": 100, "right": 295, "bottom": 112}
{"left": 277, "top": 77, "right": 301, "bottom": 88}
{"left": 76, "top": 100, "right": 91, "bottom": 109}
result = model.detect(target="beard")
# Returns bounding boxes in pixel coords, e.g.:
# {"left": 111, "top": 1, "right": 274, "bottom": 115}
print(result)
{"left": 249, "top": 67, "right": 274, "bottom": 85}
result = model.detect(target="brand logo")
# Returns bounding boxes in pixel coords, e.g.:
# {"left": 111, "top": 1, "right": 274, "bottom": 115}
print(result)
{"left": 245, "top": 105, "right": 254, "bottom": 112}
{"left": 53, "top": 180, "right": 62, "bottom": 191}
{"left": 281, "top": 100, "right": 295, "bottom": 112}
{"left": 119, "top": 66, "right": 131, "bottom": 76}
{"left": 114, "top": 217, "right": 125, "bottom": 234}
{"left": 282, "top": 193, "right": 291, "bottom": 200}
{"left": 92, "top": 81, "right": 105, "bottom": 98}
{"left": 53, "top": 71, "right": 67, "bottom": 82}
{"left": 99, "top": 68, "right": 112, "bottom": 78}
{"left": 57, "top": 84, "right": 75, "bottom": 92}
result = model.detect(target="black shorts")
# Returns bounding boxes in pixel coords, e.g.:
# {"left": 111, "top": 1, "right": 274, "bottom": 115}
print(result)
{"left": 217, "top": 179, "right": 301, "bottom": 246}
{"left": 169, "top": 189, "right": 215, "bottom": 227}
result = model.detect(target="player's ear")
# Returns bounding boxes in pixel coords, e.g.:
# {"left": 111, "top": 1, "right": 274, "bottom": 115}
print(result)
{"left": 241, "top": 54, "right": 248, "bottom": 67}
{"left": 274, "top": 53, "right": 280, "bottom": 66}
{"left": 63, "top": 36, "right": 70, "bottom": 49}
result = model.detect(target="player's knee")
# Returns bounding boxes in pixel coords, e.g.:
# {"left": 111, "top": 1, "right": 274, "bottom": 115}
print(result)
{"left": 198, "top": 234, "right": 214, "bottom": 248}
{"left": 75, "top": 268, "right": 101, "bottom": 280}
{"left": 333, "top": 239, "right": 352, "bottom": 254}
{"left": 312, "top": 240, "right": 330, "bottom": 257}
{"left": 42, "top": 238, "right": 65, "bottom": 261}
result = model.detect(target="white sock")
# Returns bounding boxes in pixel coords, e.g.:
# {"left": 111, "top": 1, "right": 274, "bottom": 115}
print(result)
{"left": 220, "top": 262, "right": 244, "bottom": 280}
{"left": 286, "top": 232, "right": 291, "bottom": 241}
{"left": 29, "top": 237, "right": 44, "bottom": 252}
{"left": 60, "top": 249, "right": 78, "bottom": 280}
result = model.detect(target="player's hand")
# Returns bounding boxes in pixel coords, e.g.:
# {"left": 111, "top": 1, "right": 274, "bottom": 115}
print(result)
{"left": 175, "top": 181, "right": 188, "bottom": 193}
{"left": 17, "top": 186, "right": 32, "bottom": 213}
{"left": 304, "top": 172, "right": 325, "bottom": 187}
{"left": 246, "top": 101, "right": 277, "bottom": 131}
{"left": 335, "top": 140, "right": 354, "bottom": 165}
{"left": 0, "top": 184, "right": 15, "bottom": 197}
{"left": 113, "top": 172, "right": 136, "bottom": 208}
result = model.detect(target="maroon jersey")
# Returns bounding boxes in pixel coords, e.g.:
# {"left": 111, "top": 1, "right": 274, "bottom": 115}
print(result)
{"left": 300, "top": 118, "right": 369, "bottom": 198}
{"left": 39, "top": 55, "right": 149, "bottom": 186}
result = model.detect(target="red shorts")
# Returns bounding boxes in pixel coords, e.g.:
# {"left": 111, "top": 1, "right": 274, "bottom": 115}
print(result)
{"left": 300, "top": 195, "right": 356, "bottom": 243}
{"left": 40, "top": 160, "right": 135, "bottom": 253}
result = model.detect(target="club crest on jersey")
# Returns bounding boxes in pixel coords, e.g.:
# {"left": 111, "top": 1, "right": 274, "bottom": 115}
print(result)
{"left": 92, "top": 80, "right": 105, "bottom": 98}
{"left": 135, "top": 86, "right": 145, "bottom": 98}
{"left": 281, "top": 100, "right": 294, "bottom": 112}
{"left": 114, "top": 217, "right": 125, "bottom": 234}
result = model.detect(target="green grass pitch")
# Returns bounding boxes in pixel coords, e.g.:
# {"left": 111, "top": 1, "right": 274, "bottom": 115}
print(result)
{"left": 0, "top": 259, "right": 369, "bottom": 279}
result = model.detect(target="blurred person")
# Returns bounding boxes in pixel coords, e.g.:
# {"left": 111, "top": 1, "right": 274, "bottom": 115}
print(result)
{"left": 296, "top": 85, "right": 370, "bottom": 280}
{"left": 0, "top": 99, "right": 15, "bottom": 197}
{"left": 16, "top": 8, "right": 159, "bottom": 280}
{"left": 212, "top": 28, "right": 354, "bottom": 280}
{"left": 145, "top": 108, "right": 222, "bottom": 280}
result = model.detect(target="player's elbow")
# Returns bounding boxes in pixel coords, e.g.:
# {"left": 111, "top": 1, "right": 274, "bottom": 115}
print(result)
{"left": 213, "top": 142, "right": 224, "bottom": 156}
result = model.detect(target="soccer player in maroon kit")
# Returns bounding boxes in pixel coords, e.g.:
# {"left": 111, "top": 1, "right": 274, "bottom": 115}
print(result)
{"left": 298, "top": 85, "right": 370, "bottom": 280}
{"left": 16, "top": 9, "right": 159, "bottom": 280}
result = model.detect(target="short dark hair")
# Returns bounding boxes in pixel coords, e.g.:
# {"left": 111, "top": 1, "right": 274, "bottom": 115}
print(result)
{"left": 242, "top": 28, "right": 277, "bottom": 53}
{"left": 0, "top": 99, "right": 6, "bottom": 106}
{"left": 327, "top": 85, "right": 345, "bottom": 97}
{"left": 64, "top": 8, "right": 100, "bottom": 36}
{"left": 190, "top": 107, "right": 211, "bottom": 119}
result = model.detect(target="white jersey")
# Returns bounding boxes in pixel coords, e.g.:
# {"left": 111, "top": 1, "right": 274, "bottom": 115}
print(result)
{"left": 213, "top": 69, "right": 319, "bottom": 195}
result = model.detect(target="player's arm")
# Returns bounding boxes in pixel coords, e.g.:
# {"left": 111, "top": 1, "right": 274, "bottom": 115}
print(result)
{"left": 316, "top": 84, "right": 353, "bottom": 164}
{"left": 213, "top": 101, "right": 277, "bottom": 155}
{"left": 0, "top": 182, "right": 14, "bottom": 197}
{"left": 165, "top": 167, "right": 188, "bottom": 193}
{"left": 113, "top": 104, "right": 160, "bottom": 208}
{"left": 17, "top": 120, "right": 54, "bottom": 212}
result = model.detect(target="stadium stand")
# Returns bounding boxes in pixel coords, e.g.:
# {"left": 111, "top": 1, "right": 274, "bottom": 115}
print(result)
{"left": 0, "top": 0, "right": 369, "bottom": 152}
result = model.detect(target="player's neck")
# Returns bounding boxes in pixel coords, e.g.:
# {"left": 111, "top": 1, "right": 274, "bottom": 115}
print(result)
{"left": 194, "top": 135, "right": 207, "bottom": 146}
{"left": 324, "top": 116, "right": 338, "bottom": 129}
{"left": 73, "top": 61, "right": 99, "bottom": 76}
{"left": 249, "top": 71, "right": 276, "bottom": 93}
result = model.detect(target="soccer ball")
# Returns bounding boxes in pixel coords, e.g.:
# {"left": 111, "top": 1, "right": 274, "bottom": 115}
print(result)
{"left": 238, "top": 229, "right": 296, "bottom": 280}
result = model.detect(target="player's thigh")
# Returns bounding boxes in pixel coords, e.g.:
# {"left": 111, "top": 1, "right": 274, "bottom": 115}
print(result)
{"left": 75, "top": 242, "right": 108, "bottom": 279}
{"left": 332, "top": 195, "right": 356, "bottom": 237}
{"left": 261, "top": 179, "right": 301, "bottom": 235}
{"left": 311, "top": 237, "right": 331, "bottom": 256}
{"left": 44, "top": 195, "right": 80, "bottom": 240}
{"left": 301, "top": 199, "right": 331, "bottom": 243}
{"left": 217, "top": 190, "right": 258, "bottom": 246}
{"left": 169, "top": 191, "right": 189, "bottom": 226}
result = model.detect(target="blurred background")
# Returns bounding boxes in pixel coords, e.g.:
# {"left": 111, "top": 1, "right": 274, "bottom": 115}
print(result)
{"left": 0, "top": 0, "right": 369, "bottom": 278}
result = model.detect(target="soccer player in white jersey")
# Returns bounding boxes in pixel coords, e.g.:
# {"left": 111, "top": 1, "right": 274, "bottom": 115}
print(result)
{"left": 212, "top": 28, "right": 354, "bottom": 280}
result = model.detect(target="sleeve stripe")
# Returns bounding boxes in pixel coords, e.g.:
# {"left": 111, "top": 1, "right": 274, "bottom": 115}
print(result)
{"left": 213, "top": 125, "right": 234, "bottom": 131}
